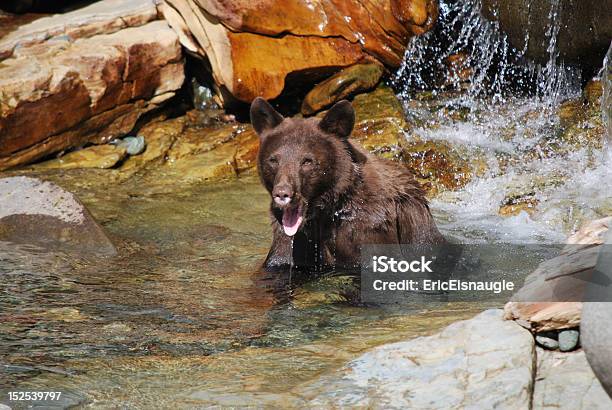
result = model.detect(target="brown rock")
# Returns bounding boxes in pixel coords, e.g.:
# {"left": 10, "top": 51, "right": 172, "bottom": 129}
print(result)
{"left": 32, "top": 144, "right": 128, "bottom": 170}
{"left": 162, "top": 0, "right": 438, "bottom": 102}
{"left": 401, "top": 138, "right": 473, "bottom": 191}
{"left": 504, "top": 217, "right": 611, "bottom": 332}
{"left": 302, "top": 63, "right": 384, "bottom": 115}
{"left": 0, "top": 1, "right": 184, "bottom": 170}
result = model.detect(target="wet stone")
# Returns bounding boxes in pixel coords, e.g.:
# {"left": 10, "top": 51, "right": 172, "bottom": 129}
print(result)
{"left": 559, "top": 329, "right": 580, "bottom": 352}
{"left": 0, "top": 176, "right": 116, "bottom": 256}
{"left": 536, "top": 333, "right": 559, "bottom": 350}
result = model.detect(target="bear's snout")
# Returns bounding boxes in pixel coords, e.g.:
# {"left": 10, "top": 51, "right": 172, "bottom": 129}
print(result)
{"left": 272, "top": 183, "right": 294, "bottom": 207}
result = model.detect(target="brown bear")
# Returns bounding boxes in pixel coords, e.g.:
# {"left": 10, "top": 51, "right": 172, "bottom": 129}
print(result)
{"left": 250, "top": 98, "right": 444, "bottom": 272}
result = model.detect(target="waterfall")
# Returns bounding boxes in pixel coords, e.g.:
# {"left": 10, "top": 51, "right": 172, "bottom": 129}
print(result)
{"left": 603, "top": 42, "right": 612, "bottom": 145}
{"left": 392, "top": 0, "right": 582, "bottom": 107}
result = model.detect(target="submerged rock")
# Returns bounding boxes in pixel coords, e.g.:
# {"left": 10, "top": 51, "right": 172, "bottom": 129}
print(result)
{"left": 298, "top": 309, "right": 535, "bottom": 408}
{"left": 0, "top": 176, "right": 116, "bottom": 255}
{"left": 301, "top": 63, "right": 384, "bottom": 115}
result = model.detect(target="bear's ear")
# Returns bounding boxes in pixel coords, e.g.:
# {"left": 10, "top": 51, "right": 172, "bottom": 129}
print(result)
{"left": 318, "top": 100, "right": 355, "bottom": 139}
{"left": 250, "top": 97, "right": 284, "bottom": 136}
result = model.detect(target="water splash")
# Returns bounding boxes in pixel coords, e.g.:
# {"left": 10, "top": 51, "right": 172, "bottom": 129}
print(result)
{"left": 392, "top": 0, "right": 581, "bottom": 106}
{"left": 393, "top": 0, "right": 609, "bottom": 243}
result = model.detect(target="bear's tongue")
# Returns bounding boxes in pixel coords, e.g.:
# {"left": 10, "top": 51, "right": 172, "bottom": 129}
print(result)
{"left": 282, "top": 205, "right": 303, "bottom": 236}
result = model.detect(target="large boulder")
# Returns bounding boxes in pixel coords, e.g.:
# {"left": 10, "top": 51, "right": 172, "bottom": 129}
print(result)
{"left": 161, "top": 0, "right": 438, "bottom": 103}
{"left": 533, "top": 348, "right": 612, "bottom": 408}
{"left": 0, "top": 0, "right": 185, "bottom": 170}
{"left": 0, "top": 176, "right": 116, "bottom": 256}
{"left": 504, "top": 217, "right": 611, "bottom": 332}
{"left": 298, "top": 309, "right": 535, "bottom": 408}
{"left": 582, "top": 228, "right": 612, "bottom": 399}
{"left": 482, "top": 0, "right": 612, "bottom": 70}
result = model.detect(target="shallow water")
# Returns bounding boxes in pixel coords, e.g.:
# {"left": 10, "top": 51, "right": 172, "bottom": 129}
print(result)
{"left": 0, "top": 171, "right": 501, "bottom": 408}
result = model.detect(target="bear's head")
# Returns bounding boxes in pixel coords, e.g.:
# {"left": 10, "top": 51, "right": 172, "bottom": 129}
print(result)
{"left": 250, "top": 98, "right": 358, "bottom": 237}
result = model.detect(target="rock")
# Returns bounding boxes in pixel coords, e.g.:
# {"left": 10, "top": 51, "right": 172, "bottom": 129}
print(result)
{"left": 32, "top": 144, "right": 128, "bottom": 170}
{"left": 558, "top": 329, "right": 580, "bottom": 352}
{"left": 297, "top": 309, "right": 535, "bottom": 408}
{"left": 0, "top": 176, "right": 116, "bottom": 255}
{"left": 582, "top": 302, "right": 612, "bottom": 399}
{"left": 301, "top": 63, "right": 384, "bottom": 115}
{"left": 161, "top": 0, "right": 437, "bottom": 103}
{"left": 603, "top": 42, "right": 612, "bottom": 143}
{"left": 482, "top": 0, "right": 612, "bottom": 70}
{"left": 533, "top": 349, "right": 612, "bottom": 409}
{"left": 0, "top": 0, "right": 184, "bottom": 170}
{"left": 584, "top": 79, "right": 603, "bottom": 107}
{"left": 581, "top": 226, "right": 612, "bottom": 398}
{"left": 401, "top": 138, "right": 473, "bottom": 192}
{"left": 504, "top": 217, "right": 611, "bottom": 332}
{"left": 499, "top": 192, "right": 538, "bottom": 217}
{"left": 117, "top": 136, "right": 146, "bottom": 155}
{"left": 119, "top": 117, "right": 185, "bottom": 172}
{"left": 536, "top": 333, "right": 559, "bottom": 350}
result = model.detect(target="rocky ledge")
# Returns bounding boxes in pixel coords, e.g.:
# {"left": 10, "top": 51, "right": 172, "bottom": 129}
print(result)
{"left": 293, "top": 309, "right": 611, "bottom": 409}
{"left": 161, "top": 0, "right": 438, "bottom": 103}
{"left": 0, "top": 0, "right": 184, "bottom": 170}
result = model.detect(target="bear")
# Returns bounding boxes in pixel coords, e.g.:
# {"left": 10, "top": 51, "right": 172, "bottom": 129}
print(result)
{"left": 250, "top": 98, "right": 444, "bottom": 272}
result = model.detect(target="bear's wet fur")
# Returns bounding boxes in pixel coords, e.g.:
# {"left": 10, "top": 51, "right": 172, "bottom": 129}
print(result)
{"left": 251, "top": 98, "right": 444, "bottom": 271}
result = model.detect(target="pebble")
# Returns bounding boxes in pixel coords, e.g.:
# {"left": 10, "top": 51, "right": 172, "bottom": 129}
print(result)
{"left": 559, "top": 329, "right": 580, "bottom": 352}
{"left": 536, "top": 334, "right": 559, "bottom": 350}
{"left": 117, "top": 136, "right": 146, "bottom": 155}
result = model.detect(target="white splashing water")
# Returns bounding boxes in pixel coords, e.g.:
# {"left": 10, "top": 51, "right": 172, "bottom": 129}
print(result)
{"left": 393, "top": 0, "right": 611, "bottom": 244}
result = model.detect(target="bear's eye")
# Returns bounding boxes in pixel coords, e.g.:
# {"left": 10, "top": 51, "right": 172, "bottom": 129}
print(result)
{"left": 301, "top": 157, "right": 314, "bottom": 167}
{"left": 267, "top": 156, "right": 278, "bottom": 165}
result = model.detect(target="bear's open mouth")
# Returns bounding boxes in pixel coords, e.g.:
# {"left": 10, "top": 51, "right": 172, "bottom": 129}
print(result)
{"left": 281, "top": 204, "right": 303, "bottom": 236}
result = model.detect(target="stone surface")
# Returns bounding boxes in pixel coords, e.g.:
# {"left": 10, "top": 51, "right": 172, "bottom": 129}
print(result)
{"left": 161, "top": 0, "right": 437, "bottom": 102}
{"left": 558, "top": 329, "right": 580, "bottom": 352}
{"left": 297, "top": 309, "right": 535, "bottom": 409}
{"left": 0, "top": 0, "right": 184, "bottom": 170}
{"left": 504, "top": 217, "right": 611, "bottom": 332}
{"left": 32, "top": 144, "right": 128, "bottom": 170}
{"left": 482, "top": 0, "right": 612, "bottom": 70}
{"left": 581, "top": 226, "right": 612, "bottom": 399}
{"left": 536, "top": 334, "right": 559, "bottom": 350}
{"left": 582, "top": 302, "right": 612, "bottom": 399}
{"left": 301, "top": 63, "right": 384, "bottom": 115}
{"left": 0, "top": 176, "right": 116, "bottom": 255}
{"left": 117, "top": 136, "right": 146, "bottom": 155}
{"left": 533, "top": 348, "right": 612, "bottom": 409}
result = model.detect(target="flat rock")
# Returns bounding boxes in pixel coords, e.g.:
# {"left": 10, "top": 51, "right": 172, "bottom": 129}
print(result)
{"left": 0, "top": 176, "right": 116, "bottom": 255}
{"left": 32, "top": 144, "right": 128, "bottom": 170}
{"left": 533, "top": 348, "right": 612, "bottom": 409}
{"left": 504, "top": 217, "right": 611, "bottom": 332}
{"left": 297, "top": 309, "right": 535, "bottom": 409}
{"left": 0, "top": 1, "right": 184, "bottom": 170}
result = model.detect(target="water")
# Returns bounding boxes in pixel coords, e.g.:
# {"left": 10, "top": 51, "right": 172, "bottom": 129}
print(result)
{"left": 0, "top": 168, "right": 500, "bottom": 407}
{"left": 393, "top": 0, "right": 610, "bottom": 242}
